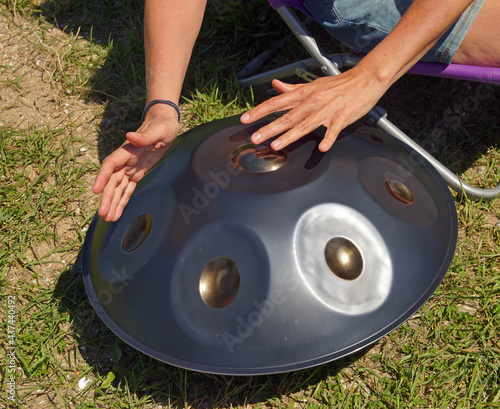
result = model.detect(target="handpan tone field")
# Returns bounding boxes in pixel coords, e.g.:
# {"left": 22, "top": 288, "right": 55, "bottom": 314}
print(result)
{"left": 82, "top": 116, "right": 457, "bottom": 375}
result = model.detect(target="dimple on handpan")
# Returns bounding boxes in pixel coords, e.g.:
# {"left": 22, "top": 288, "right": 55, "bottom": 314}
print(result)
{"left": 82, "top": 115, "right": 457, "bottom": 375}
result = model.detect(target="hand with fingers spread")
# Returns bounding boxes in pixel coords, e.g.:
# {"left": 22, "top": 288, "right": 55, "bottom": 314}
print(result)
{"left": 92, "top": 110, "right": 179, "bottom": 222}
{"left": 92, "top": 0, "right": 206, "bottom": 222}
{"left": 240, "top": 0, "right": 499, "bottom": 151}
{"left": 92, "top": 0, "right": 499, "bottom": 221}
{"left": 240, "top": 64, "right": 390, "bottom": 152}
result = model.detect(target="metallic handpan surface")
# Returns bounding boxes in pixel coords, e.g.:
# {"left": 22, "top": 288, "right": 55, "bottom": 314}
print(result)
{"left": 82, "top": 116, "right": 458, "bottom": 375}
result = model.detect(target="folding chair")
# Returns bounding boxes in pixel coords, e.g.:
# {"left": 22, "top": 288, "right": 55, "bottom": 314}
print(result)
{"left": 237, "top": 0, "right": 500, "bottom": 200}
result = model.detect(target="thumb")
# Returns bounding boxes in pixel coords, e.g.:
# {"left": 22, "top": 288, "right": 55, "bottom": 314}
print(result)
{"left": 126, "top": 131, "right": 159, "bottom": 148}
{"left": 126, "top": 117, "right": 179, "bottom": 149}
{"left": 271, "top": 79, "right": 298, "bottom": 94}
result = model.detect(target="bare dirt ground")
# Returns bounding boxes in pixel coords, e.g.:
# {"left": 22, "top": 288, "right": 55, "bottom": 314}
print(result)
{"left": 0, "top": 13, "right": 100, "bottom": 129}
{"left": 1, "top": 4, "right": 499, "bottom": 408}
{"left": 1, "top": 10, "right": 101, "bottom": 269}
{"left": 0, "top": 8, "right": 122, "bottom": 407}
{"left": 0, "top": 6, "right": 98, "bottom": 399}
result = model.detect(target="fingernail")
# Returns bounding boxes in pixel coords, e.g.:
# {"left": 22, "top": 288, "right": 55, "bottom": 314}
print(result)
{"left": 241, "top": 113, "right": 250, "bottom": 122}
{"left": 272, "top": 139, "right": 282, "bottom": 149}
{"left": 319, "top": 141, "right": 329, "bottom": 151}
{"left": 252, "top": 132, "right": 262, "bottom": 142}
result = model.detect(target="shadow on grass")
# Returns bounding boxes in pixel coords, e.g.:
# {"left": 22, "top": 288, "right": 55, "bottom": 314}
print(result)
{"left": 37, "top": 0, "right": 292, "bottom": 161}
{"left": 53, "top": 262, "right": 370, "bottom": 407}
{"left": 38, "top": 0, "right": 148, "bottom": 161}
{"left": 37, "top": 0, "right": 497, "bottom": 404}
{"left": 379, "top": 74, "right": 499, "bottom": 180}
{"left": 34, "top": 0, "right": 498, "bottom": 402}
{"left": 36, "top": 0, "right": 499, "bottom": 175}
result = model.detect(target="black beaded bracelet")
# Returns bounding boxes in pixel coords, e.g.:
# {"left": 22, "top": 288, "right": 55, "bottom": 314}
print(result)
{"left": 141, "top": 99, "right": 181, "bottom": 123}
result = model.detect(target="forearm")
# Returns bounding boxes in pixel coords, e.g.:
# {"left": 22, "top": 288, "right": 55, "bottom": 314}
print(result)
{"left": 358, "top": 0, "right": 475, "bottom": 86}
{"left": 144, "top": 0, "right": 207, "bottom": 106}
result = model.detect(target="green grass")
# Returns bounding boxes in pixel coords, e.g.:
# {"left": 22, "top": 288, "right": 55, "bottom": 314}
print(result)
{"left": 0, "top": 0, "right": 499, "bottom": 408}
{"left": 0, "top": 127, "right": 94, "bottom": 279}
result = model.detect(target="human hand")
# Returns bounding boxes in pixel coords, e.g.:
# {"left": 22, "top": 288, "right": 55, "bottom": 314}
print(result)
{"left": 93, "top": 111, "right": 179, "bottom": 222}
{"left": 240, "top": 65, "right": 389, "bottom": 152}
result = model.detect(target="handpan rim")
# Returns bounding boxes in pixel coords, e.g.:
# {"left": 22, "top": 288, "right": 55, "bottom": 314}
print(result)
{"left": 82, "top": 115, "right": 458, "bottom": 375}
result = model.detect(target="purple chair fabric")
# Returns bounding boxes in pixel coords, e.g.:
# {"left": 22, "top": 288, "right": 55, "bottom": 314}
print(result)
{"left": 407, "top": 62, "right": 500, "bottom": 84}
{"left": 269, "top": 0, "right": 500, "bottom": 84}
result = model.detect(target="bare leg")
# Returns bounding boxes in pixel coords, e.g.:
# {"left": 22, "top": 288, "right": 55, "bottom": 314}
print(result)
{"left": 452, "top": 0, "right": 500, "bottom": 67}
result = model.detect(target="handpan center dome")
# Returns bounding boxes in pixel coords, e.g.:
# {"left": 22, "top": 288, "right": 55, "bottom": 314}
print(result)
{"left": 231, "top": 144, "right": 288, "bottom": 172}
{"left": 82, "top": 116, "right": 457, "bottom": 375}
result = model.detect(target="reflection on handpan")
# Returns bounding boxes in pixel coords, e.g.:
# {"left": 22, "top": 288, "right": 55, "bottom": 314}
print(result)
{"left": 82, "top": 115, "right": 457, "bottom": 375}
{"left": 122, "top": 214, "right": 153, "bottom": 253}
{"left": 294, "top": 203, "right": 393, "bottom": 316}
{"left": 231, "top": 144, "right": 289, "bottom": 173}
{"left": 324, "top": 236, "right": 364, "bottom": 281}
{"left": 199, "top": 257, "right": 241, "bottom": 309}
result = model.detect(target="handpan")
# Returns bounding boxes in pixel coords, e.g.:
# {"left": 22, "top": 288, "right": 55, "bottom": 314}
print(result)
{"left": 82, "top": 115, "right": 458, "bottom": 375}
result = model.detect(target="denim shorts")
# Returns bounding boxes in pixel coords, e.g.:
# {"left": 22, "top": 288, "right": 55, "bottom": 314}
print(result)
{"left": 303, "top": 0, "right": 485, "bottom": 63}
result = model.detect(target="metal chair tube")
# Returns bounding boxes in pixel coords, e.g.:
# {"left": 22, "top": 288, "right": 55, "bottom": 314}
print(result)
{"left": 276, "top": 6, "right": 499, "bottom": 200}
